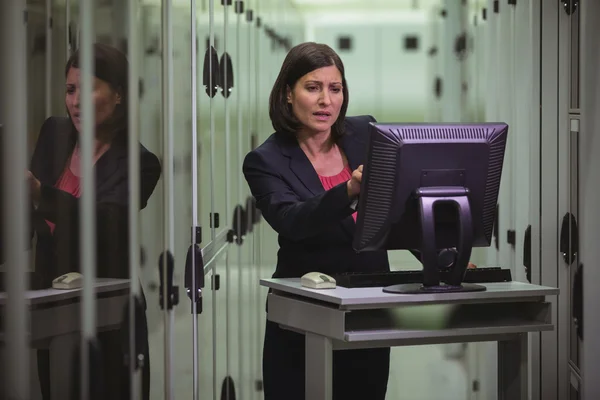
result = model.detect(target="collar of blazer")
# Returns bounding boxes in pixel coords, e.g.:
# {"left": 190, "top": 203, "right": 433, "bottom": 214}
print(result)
{"left": 275, "top": 119, "right": 365, "bottom": 197}
{"left": 44, "top": 117, "right": 128, "bottom": 188}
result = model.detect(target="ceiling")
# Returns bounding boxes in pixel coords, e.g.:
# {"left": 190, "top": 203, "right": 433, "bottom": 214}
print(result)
{"left": 29, "top": 0, "right": 485, "bottom": 12}
{"left": 291, "top": 0, "right": 441, "bottom": 10}
{"left": 290, "top": 0, "right": 487, "bottom": 12}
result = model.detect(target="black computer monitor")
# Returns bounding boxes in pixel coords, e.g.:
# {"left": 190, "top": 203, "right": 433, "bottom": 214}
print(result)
{"left": 353, "top": 122, "right": 508, "bottom": 294}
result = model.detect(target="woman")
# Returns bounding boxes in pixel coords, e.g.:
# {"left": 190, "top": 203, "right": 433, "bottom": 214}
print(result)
{"left": 243, "top": 42, "right": 390, "bottom": 400}
{"left": 28, "top": 43, "right": 160, "bottom": 399}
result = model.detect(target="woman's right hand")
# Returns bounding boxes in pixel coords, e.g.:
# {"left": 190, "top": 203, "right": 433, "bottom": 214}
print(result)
{"left": 347, "top": 165, "right": 363, "bottom": 199}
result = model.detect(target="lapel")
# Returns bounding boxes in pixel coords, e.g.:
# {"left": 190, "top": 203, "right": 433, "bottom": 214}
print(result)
{"left": 46, "top": 128, "right": 127, "bottom": 195}
{"left": 278, "top": 135, "right": 325, "bottom": 197}
{"left": 95, "top": 141, "right": 127, "bottom": 192}
{"left": 51, "top": 131, "right": 76, "bottom": 183}
{"left": 276, "top": 121, "right": 366, "bottom": 238}
{"left": 339, "top": 125, "right": 365, "bottom": 172}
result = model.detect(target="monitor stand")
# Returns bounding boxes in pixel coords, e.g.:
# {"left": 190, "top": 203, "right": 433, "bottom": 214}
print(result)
{"left": 383, "top": 186, "right": 487, "bottom": 294}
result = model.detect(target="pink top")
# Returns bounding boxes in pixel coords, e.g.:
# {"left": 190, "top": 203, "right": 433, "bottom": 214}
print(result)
{"left": 318, "top": 165, "right": 357, "bottom": 222}
{"left": 45, "top": 166, "right": 82, "bottom": 234}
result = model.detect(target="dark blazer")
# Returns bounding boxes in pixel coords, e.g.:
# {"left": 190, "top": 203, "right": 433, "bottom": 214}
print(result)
{"left": 28, "top": 116, "right": 161, "bottom": 287}
{"left": 243, "top": 115, "right": 390, "bottom": 278}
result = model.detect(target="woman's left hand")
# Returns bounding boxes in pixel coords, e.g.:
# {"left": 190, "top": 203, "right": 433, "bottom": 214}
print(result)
{"left": 467, "top": 262, "right": 477, "bottom": 269}
{"left": 26, "top": 170, "right": 41, "bottom": 204}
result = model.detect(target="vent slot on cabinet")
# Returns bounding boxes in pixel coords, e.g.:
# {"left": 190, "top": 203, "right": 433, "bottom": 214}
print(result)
{"left": 338, "top": 36, "right": 352, "bottom": 51}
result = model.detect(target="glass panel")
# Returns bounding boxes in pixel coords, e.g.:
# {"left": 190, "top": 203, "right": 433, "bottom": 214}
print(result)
{"left": 570, "top": 6, "right": 580, "bottom": 109}
{"left": 137, "top": 1, "right": 167, "bottom": 396}
{"left": 569, "top": 368, "right": 581, "bottom": 400}
{"left": 199, "top": 4, "right": 214, "bottom": 246}
{"left": 569, "top": 120, "right": 581, "bottom": 369}
{"left": 197, "top": 1, "right": 218, "bottom": 397}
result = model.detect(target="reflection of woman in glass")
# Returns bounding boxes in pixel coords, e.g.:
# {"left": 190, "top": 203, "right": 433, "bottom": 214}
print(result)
{"left": 27, "top": 43, "right": 160, "bottom": 399}
{"left": 243, "top": 42, "right": 390, "bottom": 400}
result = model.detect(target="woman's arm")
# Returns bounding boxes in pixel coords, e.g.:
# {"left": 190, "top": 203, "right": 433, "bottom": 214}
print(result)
{"left": 35, "top": 149, "right": 161, "bottom": 224}
{"left": 243, "top": 149, "right": 355, "bottom": 241}
{"left": 44, "top": 149, "right": 161, "bottom": 276}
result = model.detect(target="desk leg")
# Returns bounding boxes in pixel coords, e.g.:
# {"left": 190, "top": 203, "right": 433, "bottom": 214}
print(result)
{"left": 49, "top": 333, "right": 79, "bottom": 399}
{"left": 498, "top": 333, "right": 528, "bottom": 400}
{"left": 305, "top": 332, "right": 332, "bottom": 400}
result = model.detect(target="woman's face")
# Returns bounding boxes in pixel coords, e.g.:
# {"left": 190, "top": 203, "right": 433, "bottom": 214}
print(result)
{"left": 65, "top": 67, "right": 121, "bottom": 133}
{"left": 287, "top": 65, "right": 344, "bottom": 137}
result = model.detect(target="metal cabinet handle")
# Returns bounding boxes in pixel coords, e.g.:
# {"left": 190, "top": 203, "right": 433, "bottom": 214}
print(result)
{"left": 219, "top": 52, "right": 234, "bottom": 98}
{"left": 561, "top": 0, "right": 579, "bottom": 15}
{"left": 228, "top": 204, "right": 247, "bottom": 245}
{"left": 560, "top": 212, "right": 579, "bottom": 265}
{"left": 184, "top": 244, "right": 205, "bottom": 314}
{"left": 523, "top": 225, "right": 531, "bottom": 282}
{"left": 203, "top": 45, "right": 220, "bottom": 97}
{"left": 220, "top": 376, "right": 237, "bottom": 400}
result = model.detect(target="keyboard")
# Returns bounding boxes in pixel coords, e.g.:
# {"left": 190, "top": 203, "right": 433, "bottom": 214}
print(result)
{"left": 332, "top": 267, "right": 512, "bottom": 288}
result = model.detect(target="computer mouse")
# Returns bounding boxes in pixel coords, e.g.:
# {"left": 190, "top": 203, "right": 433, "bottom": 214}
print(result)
{"left": 52, "top": 272, "right": 83, "bottom": 290}
{"left": 300, "top": 272, "right": 336, "bottom": 289}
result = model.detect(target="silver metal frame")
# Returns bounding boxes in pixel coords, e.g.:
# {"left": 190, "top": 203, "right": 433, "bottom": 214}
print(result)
{"left": 557, "top": 3, "right": 572, "bottom": 400}
{"left": 441, "top": 0, "right": 463, "bottom": 122}
{"left": 161, "top": 0, "right": 175, "bottom": 397}
{"left": 555, "top": 4, "right": 577, "bottom": 399}
{"left": 65, "top": 0, "right": 71, "bottom": 60}
{"left": 189, "top": 1, "right": 201, "bottom": 398}
{"left": 528, "top": 0, "right": 542, "bottom": 398}
{"left": 236, "top": 2, "right": 245, "bottom": 396}
{"left": 247, "top": 4, "right": 256, "bottom": 397}
{"left": 580, "top": 1, "right": 600, "bottom": 398}
{"left": 539, "top": 2, "right": 560, "bottom": 400}
{"left": 127, "top": 0, "right": 142, "bottom": 397}
{"left": 0, "top": 280, "right": 130, "bottom": 399}
{"left": 79, "top": 0, "right": 97, "bottom": 398}
{"left": 263, "top": 279, "right": 557, "bottom": 400}
{"left": 484, "top": 0, "right": 498, "bottom": 269}
{"left": 253, "top": 3, "right": 262, "bottom": 397}
{"left": 45, "top": 0, "right": 53, "bottom": 117}
{"left": 223, "top": 0, "right": 233, "bottom": 396}
{"left": 1, "top": 0, "right": 30, "bottom": 397}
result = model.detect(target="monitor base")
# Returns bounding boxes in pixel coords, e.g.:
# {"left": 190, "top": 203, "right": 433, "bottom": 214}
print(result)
{"left": 382, "top": 282, "right": 487, "bottom": 294}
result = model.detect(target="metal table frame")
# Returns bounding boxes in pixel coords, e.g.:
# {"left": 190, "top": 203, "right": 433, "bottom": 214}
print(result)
{"left": 0, "top": 278, "right": 130, "bottom": 399}
{"left": 260, "top": 278, "right": 558, "bottom": 400}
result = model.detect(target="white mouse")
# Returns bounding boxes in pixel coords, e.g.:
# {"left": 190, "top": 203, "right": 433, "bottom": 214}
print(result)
{"left": 301, "top": 272, "right": 336, "bottom": 289}
{"left": 52, "top": 272, "right": 83, "bottom": 290}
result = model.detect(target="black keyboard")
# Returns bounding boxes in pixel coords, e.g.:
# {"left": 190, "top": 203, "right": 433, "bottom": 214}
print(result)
{"left": 332, "top": 267, "right": 512, "bottom": 288}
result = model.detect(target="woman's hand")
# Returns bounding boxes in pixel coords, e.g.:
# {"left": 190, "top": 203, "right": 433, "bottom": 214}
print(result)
{"left": 27, "top": 170, "right": 41, "bottom": 204}
{"left": 347, "top": 165, "right": 363, "bottom": 199}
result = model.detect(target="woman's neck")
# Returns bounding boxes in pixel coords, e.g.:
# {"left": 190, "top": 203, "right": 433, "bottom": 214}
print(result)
{"left": 70, "top": 135, "right": 112, "bottom": 171}
{"left": 75, "top": 138, "right": 111, "bottom": 157}
{"left": 297, "top": 129, "right": 335, "bottom": 159}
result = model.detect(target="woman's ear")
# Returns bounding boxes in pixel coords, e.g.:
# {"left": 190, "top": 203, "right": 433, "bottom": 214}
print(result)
{"left": 286, "top": 86, "right": 292, "bottom": 103}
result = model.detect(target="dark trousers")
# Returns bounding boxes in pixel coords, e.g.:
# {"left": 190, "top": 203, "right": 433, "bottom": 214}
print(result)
{"left": 37, "top": 311, "right": 150, "bottom": 400}
{"left": 263, "top": 319, "right": 390, "bottom": 400}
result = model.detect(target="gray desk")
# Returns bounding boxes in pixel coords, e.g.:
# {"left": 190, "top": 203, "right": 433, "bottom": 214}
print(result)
{"left": 260, "top": 278, "right": 558, "bottom": 400}
{"left": 0, "top": 278, "right": 130, "bottom": 399}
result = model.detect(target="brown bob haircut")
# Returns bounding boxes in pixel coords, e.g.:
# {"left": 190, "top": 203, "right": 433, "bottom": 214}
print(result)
{"left": 269, "top": 42, "right": 349, "bottom": 142}
{"left": 65, "top": 43, "right": 129, "bottom": 142}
